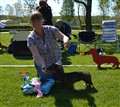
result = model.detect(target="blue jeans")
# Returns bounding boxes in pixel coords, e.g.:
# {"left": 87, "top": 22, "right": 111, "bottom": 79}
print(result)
{"left": 34, "top": 63, "right": 55, "bottom": 80}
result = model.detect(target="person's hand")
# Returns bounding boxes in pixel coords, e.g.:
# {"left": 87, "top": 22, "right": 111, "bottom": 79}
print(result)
{"left": 42, "top": 67, "right": 47, "bottom": 73}
{"left": 42, "top": 68, "right": 53, "bottom": 74}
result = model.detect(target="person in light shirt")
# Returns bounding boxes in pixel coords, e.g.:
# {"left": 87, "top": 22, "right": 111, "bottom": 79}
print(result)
{"left": 27, "top": 11, "right": 70, "bottom": 80}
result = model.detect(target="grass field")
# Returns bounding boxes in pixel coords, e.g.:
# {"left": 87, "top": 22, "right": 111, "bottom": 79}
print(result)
{"left": 0, "top": 30, "right": 120, "bottom": 107}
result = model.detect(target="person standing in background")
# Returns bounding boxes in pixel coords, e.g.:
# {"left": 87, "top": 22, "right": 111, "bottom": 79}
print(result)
{"left": 38, "top": 0, "right": 53, "bottom": 25}
{"left": 45, "top": 0, "right": 51, "bottom": 11}
{"left": 36, "top": 0, "right": 51, "bottom": 11}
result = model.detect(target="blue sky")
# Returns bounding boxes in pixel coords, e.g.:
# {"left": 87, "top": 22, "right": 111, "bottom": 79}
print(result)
{"left": 0, "top": 0, "right": 100, "bottom": 16}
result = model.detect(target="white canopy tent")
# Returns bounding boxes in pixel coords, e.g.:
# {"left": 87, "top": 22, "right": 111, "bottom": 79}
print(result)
{"left": 12, "top": 31, "right": 31, "bottom": 41}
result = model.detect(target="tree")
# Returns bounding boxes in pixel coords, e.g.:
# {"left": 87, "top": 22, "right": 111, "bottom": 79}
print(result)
{"left": 74, "top": 0, "right": 92, "bottom": 30}
{"left": 5, "top": 4, "right": 14, "bottom": 16}
{"left": 98, "top": 0, "right": 110, "bottom": 20}
{"left": 113, "top": 0, "right": 120, "bottom": 26}
{"left": 98, "top": 0, "right": 120, "bottom": 24}
{"left": 54, "top": 0, "right": 93, "bottom": 30}
{"left": 60, "top": 0, "right": 75, "bottom": 22}
{"left": 23, "top": 0, "right": 37, "bottom": 14}
{"left": 113, "top": 0, "right": 120, "bottom": 9}
{"left": 77, "top": 4, "right": 82, "bottom": 29}
{"left": 0, "top": 6, "right": 3, "bottom": 16}
{"left": 76, "top": 0, "right": 87, "bottom": 29}
{"left": 14, "top": 0, "right": 23, "bottom": 17}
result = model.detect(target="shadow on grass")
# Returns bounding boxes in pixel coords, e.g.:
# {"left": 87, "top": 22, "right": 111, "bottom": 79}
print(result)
{"left": 13, "top": 55, "right": 32, "bottom": 60}
{"left": 49, "top": 84, "right": 98, "bottom": 107}
{"left": 98, "top": 67, "right": 120, "bottom": 70}
{"left": 0, "top": 50, "right": 7, "bottom": 54}
{"left": 12, "top": 50, "right": 72, "bottom": 63}
{"left": 24, "top": 83, "right": 98, "bottom": 107}
{"left": 0, "top": 50, "right": 4, "bottom": 54}
{"left": 62, "top": 51, "right": 72, "bottom": 65}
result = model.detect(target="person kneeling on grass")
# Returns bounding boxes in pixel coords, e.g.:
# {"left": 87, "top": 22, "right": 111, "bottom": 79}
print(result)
{"left": 27, "top": 11, "right": 70, "bottom": 81}
{"left": 27, "top": 12, "right": 94, "bottom": 90}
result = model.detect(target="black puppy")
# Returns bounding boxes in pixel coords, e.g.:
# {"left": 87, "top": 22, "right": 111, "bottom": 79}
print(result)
{"left": 47, "top": 64, "right": 94, "bottom": 88}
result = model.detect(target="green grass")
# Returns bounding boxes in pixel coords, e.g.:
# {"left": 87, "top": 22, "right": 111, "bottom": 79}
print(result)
{"left": 0, "top": 31, "right": 120, "bottom": 107}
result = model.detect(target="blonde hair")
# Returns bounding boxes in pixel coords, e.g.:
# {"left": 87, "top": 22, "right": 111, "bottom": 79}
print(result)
{"left": 56, "top": 19, "right": 63, "bottom": 27}
{"left": 30, "top": 11, "right": 43, "bottom": 22}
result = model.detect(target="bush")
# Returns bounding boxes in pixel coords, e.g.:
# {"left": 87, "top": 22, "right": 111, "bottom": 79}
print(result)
{"left": 2, "top": 24, "right": 101, "bottom": 31}
{"left": 72, "top": 24, "right": 101, "bottom": 30}
{"left": 2, "top": 24, "right": 33, "bottom": 31}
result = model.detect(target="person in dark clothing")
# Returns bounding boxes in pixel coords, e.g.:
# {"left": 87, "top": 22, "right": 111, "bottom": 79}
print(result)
{"left": 36, "top": 0, "right": 51, "bottom": 11}
{"left": 55, "top": 19, "right": 72, "bottom": 50}
{"left": 55, "top": 19, "right": 71, "bottom": 39}
{"left": 38, "top": 0, "right": 53, "bottom": 25}
{"left": 46, "top": 0, "right": 51, "bottom": 10}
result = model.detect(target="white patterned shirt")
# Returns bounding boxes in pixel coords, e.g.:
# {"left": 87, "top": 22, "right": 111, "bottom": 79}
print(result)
{"left": 27, "top": 25, "right": 61, "bottom": 68}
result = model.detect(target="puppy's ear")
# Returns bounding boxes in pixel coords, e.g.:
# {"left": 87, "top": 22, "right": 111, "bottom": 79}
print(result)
{"left": 54, "top": 64, "right": 61, "bottom": 69}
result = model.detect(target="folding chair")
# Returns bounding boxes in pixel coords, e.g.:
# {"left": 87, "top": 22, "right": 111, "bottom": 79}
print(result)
{"left": 100, "top": 20, "right": 119, "bottom": 52}
{"left": 78, "top": 31, "right": 97, "bottom": 52}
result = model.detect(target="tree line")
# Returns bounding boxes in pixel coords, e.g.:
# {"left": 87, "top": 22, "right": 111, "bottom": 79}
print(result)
{"left": 0, "top": 0, "right": 120, "bottom": 29}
